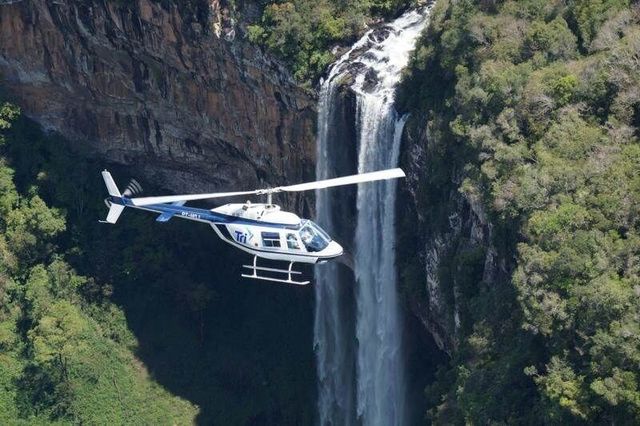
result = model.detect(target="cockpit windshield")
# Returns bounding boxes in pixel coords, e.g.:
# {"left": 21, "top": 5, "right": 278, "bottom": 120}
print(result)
{"left": 299, "top": 220, "right": 331, "bottom": 252}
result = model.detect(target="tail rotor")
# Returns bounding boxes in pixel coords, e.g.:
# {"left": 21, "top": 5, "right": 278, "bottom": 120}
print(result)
{"left": 100, "top": 170, "right": 134, "bottom": 224}
{"left": 122, "top": 179, "right": 143, "bottom": 198}
{"left": 103, "top": 178, "right": 142, "bottom": 208}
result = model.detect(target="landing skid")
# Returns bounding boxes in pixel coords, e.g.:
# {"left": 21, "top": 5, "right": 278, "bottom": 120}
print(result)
{"left": 241, "top": 256, "right": 310, "bottom": 285}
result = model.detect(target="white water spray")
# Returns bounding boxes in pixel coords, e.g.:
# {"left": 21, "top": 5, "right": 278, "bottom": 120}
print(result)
{"left": 315, "top": 7, "right": 431, "bottom": 426}
{"left": 314, "top": 68, "right": 357, "bottom": 426}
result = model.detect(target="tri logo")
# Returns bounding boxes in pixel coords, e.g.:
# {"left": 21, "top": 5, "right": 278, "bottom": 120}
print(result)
{"left": 234, "top": 230, "right": 248, "bottom": 243}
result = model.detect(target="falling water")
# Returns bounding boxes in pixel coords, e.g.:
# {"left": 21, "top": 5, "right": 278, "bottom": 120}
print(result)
{"left": 313, "top": 61, "right": 357, "bottom": 425}
{"left": 314, "top": 7, "right": 431, "bottom": 426}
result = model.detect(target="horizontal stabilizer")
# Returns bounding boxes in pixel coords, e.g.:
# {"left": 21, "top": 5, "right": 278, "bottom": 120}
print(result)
{"left": 155, "top": 202, "right": 186, "bottom": 222}
{"left": 102, "top": 204, "right": 125, "bottom": 224}
{"left": 156, "top": 212, "right": 174, "bottom": 222}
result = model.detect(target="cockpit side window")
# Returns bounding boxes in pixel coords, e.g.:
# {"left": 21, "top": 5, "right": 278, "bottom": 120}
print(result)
{"left": 299, "top": 220, "right": 330, "bottom": 252}
{"left": 311, "top": 222, "right": 331, "bottom": 242}
{"left": 286, "top": 233, "right": 300, "bottom": 250}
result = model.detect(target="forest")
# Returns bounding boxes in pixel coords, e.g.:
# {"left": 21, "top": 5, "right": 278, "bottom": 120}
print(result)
{"left": 398, "top": 0, "right": 640, "bottom": 423}
{"left": 245, "top": 0, "right": 416, "bottom": 82}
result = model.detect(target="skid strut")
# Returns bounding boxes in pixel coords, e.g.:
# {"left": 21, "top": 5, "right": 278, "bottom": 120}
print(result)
{"left": 241, "top": 256, "right": 310, "bottom": 285}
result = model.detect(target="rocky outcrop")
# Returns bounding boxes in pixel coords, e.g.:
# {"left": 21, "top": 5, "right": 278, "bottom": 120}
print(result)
{"left": 0, "top": 0, "right": 315, "bottom": 211}
{"left": 397, "top": 116, "right": 510, "bottom": 354}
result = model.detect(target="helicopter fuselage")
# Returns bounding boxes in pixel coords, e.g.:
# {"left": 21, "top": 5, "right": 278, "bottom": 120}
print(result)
{"left": 109, "top": 196, "right": 343, "bottom": 264}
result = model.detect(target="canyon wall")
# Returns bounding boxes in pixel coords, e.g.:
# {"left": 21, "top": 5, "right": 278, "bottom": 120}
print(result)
{"left": 0, "top": 0, "right": 315, "bottom": 211}
{"left": 397, "top": 115, "right": 512, "bottom": 354}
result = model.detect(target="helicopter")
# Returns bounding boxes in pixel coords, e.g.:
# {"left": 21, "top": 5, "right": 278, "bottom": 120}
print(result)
{"left": 100, "top": 168, "right": 405, "bottom": 285}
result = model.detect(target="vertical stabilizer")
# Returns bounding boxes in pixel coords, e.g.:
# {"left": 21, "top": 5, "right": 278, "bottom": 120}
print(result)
{"left": 101, "top": 170, "right": 125, "bottom": 224}
{"left": 102, "top": 170, "right": 121, "bottom": 197}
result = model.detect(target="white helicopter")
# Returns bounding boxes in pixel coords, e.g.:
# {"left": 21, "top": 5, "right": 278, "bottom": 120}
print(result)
{"left": 101, "top": 168, "right": 405, "bottom": 285}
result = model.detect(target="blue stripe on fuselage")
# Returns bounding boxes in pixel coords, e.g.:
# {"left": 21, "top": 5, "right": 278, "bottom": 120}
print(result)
{"left": 110, "top": 196, "right": 303, "bottom": 229}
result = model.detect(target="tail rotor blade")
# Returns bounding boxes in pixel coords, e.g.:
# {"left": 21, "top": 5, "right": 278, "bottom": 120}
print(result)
{"left": 123, "top": 179, "right": 144, "bottom": 197}
{"left": 130, "top": 179, "right": 143, "bottom": 194}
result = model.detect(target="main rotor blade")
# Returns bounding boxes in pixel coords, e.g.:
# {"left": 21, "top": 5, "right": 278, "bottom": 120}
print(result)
{"left": 130, "top": 190, "right": 259, "bottom": 206}
{"left": 128, "top": 168, "right": 405, "bottom": 206}
{"left": 278, "top": 168, "right": 406, "bottom": 192}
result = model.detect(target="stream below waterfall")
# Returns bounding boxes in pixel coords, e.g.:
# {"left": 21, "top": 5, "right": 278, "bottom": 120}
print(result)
{"left": 313, "top": 7, "right": 432, "bottom": 426}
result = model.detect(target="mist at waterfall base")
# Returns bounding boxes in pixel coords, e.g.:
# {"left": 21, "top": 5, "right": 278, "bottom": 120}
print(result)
{"left": 314, "top": 7, "right": 445, "bottom": 425}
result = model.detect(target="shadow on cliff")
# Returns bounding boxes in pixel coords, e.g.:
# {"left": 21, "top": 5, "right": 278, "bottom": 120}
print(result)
{"left": 6, "top": 117, "right": 317, "bottom": 425}
{"left": 110, "top": 220, "right": 318, "bottom": 425}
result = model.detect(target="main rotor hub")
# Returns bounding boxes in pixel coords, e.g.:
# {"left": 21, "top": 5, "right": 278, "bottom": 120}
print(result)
{"left": 256, "top": 187, "right": 282, "bottom": 206}
{"left": 255, "top": 187, "right": 281, "bottom": 195}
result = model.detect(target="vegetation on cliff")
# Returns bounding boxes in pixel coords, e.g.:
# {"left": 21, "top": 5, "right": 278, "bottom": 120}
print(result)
{"left": 0, "top": 104, "right": 198, "bottom": 423}
{"left": 0, "top": 103, "right": 316, "bottom": 424}
{"left": 246, "top": 0, "right": 417, "bottom": 83}
{"left": 399, "top": 0, "right": 640, "bottom": 423}
{"left": 149, "top": 0, "right": 416, "bottom": 83}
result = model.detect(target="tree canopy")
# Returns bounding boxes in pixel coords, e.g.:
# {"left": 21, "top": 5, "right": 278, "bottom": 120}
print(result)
{"left": 399, "top": 0, "right": 640, "bottom": 423}
{"left": 247, "top": 0, "right": 417, "bottom": 83}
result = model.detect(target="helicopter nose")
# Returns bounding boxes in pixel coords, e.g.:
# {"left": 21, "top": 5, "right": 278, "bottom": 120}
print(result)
{"left": 323, "top": 240, "right": 343, "bottom": 258}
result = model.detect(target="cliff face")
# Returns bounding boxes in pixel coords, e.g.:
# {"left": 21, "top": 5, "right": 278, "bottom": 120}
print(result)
{"left": 397, "top": 116, "right": 511, "bottom": 354}
{"left": 0, "top": 0, "right": 315, "bottom": 210}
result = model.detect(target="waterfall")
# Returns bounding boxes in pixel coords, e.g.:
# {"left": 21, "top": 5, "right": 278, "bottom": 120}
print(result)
{"left": 314, "top": 7, "right": 431, "bottom": 426}
{"left": 314, "top": 67, "right": 357, "bottom": 426}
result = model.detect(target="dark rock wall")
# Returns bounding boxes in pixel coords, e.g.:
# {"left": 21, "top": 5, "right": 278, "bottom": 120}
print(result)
{"left": 322, "top": 84, "right": 358, "bottom": 256}
{"left": 0, "top": 0, "right": 315, "bottom": 211}
{"left": 397, "top": 114, "right": 511, "bottom": 354}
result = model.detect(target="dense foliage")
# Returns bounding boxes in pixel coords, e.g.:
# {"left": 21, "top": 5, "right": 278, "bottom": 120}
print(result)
{"left": 0, "top": 104, "right": 316, "bottom": 424}
{"left": 0, "top": 104, "right": 199, "bottom": 423}
{"left": 399, "top": 0, "right": 640, "bottom": 423}
{"left": 246, "top": 0, "right": 416, "bottom": 83}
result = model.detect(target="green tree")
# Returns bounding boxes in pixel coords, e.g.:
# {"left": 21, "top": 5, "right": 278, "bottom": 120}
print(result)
{"left": 398, "top": 0, "right": 640, "bottom": 422}
{"left": 29, "top": 301, "right": 88, "bottom": 380}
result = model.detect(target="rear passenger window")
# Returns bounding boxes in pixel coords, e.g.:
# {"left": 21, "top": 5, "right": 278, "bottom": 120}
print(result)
{"left": 286, "top": 233, "right": 300, "bottom": 249}
{"left": 262, "top": 232, "right": 281, "bottom": 248}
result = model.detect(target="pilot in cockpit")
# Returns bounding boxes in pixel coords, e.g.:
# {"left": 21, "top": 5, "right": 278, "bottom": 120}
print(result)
{"left": 300, "top": 228, "right": 313, "bottom": 245}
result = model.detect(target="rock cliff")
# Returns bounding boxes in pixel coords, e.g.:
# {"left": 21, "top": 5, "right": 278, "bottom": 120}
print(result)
{"left": 0, "top": 0, "right": 315, "bottom": 211}
{"left": 397, "top": 114, "right": 512, "bottom": 354}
